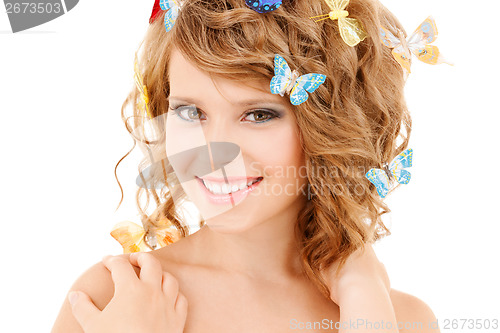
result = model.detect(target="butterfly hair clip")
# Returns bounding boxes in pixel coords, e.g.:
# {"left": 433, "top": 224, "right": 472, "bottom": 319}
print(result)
{"left": 149, "top": 0, "right": 183, "bottom": 32}
{"left": 270, "top": 54, "right": 326, "bottom": 106}
{"left": 245, "top": 0, "right": 282, "bottom": 13}
{"left": 310, "top": 0, "right": 368, "bottom": 47}
{"left": 110, "top": 220, "right": 181, "bottom": 253}
{"left": 380, "top": 16, "right": 452, "bottom": 79}
{"left": 365, "top": 148, "right": 413, "bottom": 198}
{"left": 134, "top": 53, "right": 153, "bottom": 119}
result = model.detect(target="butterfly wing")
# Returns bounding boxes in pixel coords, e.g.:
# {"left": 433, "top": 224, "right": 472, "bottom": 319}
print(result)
{"left": 133, "top": 61, "right": 146, "bottom": 97}
{"left": 391, "top": 169, "right": 411, "bottom": 185}
{"left": 270, "top": 55, "right": 292, "bottom": 96}
{"left": 391, "top": 44, "right": 412, "bottom": 74}
{"left": 155, "top": 226, "right": 182, "bottom": 247}
{"left": 408, "top": 16, "right": 438, "bottom": 46}
{"left": 324, "top": 0, "right": 349, "bottom": 11}
{"left": 365, "top": 168, "right": 391, "bottom": 198}
{"left": 273, "top": 54, "right": 292, "bottom": 79}
{"left": 388, "top": 148, "right": 413, "bottom": 184}
{"left": 380, "top": 26, "right": 401, "bottom": 48}
{"left": 406, "top": 16, "right": 449, "bottom": 65}
{"left": 164, "top": 4, "right": 180, "bottom": 32}
{"left": 338, "top": 17, "right": 368, "bottom": 47}
{"left": 159, "top": 0, "right": 179, "bottom": 11}
{"left": 380, "top": 27, "right": 411, "bottom": 76}
{"left": 410, "top": 44, "right": 449, "bottom": 65}
{"left": 389, "top": 148, "right": 413, "bottom": 169}
{"left": 133, "top": 55, "right": 152, "bottom": 118}
{"left": 244, "top": 0, "right": 282, "bottom": 13}
{"left": 289, "top": 73, "right": 326, "bottom": 105}
{"left": 110, "top": 221, "right": 149, "bottom": 253}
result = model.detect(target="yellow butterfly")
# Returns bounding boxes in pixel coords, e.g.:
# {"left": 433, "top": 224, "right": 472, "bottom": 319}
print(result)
{"left": 310, "top": 0, "right": 368, "bottom": 47}
{"left": 134, "top": 52, "right": 153, "bottom": 119}
{"left": 110, "top": 220, "right": 181, "bottom": 253}
{"left": 380, "top": 16, "right": 452, "bottom": 78}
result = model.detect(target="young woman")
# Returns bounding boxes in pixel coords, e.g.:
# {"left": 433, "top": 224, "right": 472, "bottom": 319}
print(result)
{"left": 52, "top": 0, "right": 439, "bottom": 332}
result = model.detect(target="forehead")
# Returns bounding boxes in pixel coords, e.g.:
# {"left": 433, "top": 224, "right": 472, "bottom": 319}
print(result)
{"left": 168, "top": 48, "right": 287, "bottom": 107}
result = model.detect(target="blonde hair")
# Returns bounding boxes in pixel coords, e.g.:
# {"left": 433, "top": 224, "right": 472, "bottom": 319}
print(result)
{"left": 115, "top": 0, "right": 411, "bottom": 300}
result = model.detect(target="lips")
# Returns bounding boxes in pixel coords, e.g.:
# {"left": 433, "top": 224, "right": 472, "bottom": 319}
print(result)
{"left": 197, "top": 176, "right": 263, "bottom": 184}
{"left": 195, "top": 176, "right": 263, "bottom": 197}
{"left": 196, "top": 176, "right": 263, "bottom": 205}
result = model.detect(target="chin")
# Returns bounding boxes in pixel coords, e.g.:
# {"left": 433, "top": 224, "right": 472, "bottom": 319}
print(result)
{"left": 204, "top": 216, "right": 257, "bottom": 234}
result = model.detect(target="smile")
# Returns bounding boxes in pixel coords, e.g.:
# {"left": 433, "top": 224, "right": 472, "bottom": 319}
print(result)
{"left": 196, "top": 176, "right": 263, "bottom": 205}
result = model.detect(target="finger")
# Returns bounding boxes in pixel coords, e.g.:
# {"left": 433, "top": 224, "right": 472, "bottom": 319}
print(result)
{"left": 162, "top": 271, "right": 180, "bottom": 308}
{"left": 102, "top": 255, "right": 139, "bottom": 293}
{"left": 175, "top": 292, "right": 188, "bottom": 315}
{"left": 68, "top": 291, "right": 100, "bottom": 331}
{"left": 174, "top": 292, "right": 189, "bottom": 331}
{"left": 128, "top": 252, "right": 163, "bottom": 289}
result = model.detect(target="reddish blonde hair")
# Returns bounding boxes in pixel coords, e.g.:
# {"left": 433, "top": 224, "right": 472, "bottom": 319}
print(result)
{"left": 115, "top": 0, "right": 411, "bottom": 300}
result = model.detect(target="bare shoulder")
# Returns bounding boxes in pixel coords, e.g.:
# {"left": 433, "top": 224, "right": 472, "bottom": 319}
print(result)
{"left": 390, "top": 288, "right": 440, "bottom": 333}
{"left": 51, "top": 253, "right": 136, "bottom": 333}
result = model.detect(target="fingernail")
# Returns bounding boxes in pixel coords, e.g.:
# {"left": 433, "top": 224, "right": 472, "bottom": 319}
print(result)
{"left": 68, "top": 291, "right": 79, "bottom": 305}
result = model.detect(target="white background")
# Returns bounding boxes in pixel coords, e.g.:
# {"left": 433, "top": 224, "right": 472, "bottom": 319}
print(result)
{"left": 1, "top": 0, "right": 499, "bottom": 332}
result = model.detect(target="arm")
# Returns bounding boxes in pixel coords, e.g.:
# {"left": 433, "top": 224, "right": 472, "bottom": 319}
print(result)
{"left": 51, "top": 252, "right": 188, "bottom": 333}
{"left": 322, "top": 244, "right": 439, "bottom": 333}
{"left": 338, "top": 286, "right": 440, "bottom": 333}
{"left": 51, "top": 257, "right": 121, "bottom": 332}
{"left": 322, "top": 244, "right": 397, "bottom": 333}
{"left": 390, "top": 289, "right": 440, "bottom": 333}
{"left": 337, "top": 278, "right": 399, "bottom": 333}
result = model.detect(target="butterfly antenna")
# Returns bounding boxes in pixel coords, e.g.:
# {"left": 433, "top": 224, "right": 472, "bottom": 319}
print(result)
{"left": 309, "top": 14, "right": 330, "bottom": 22}
{"left": 314, "top": 17, "right": 331, "bottom": 22}
{"left": 310, "top": 14, "right": 330, "bottom": 18}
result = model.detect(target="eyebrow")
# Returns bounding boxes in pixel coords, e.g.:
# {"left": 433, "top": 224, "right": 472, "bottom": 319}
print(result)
{"left": 167, "top": 96, "right": 287, "bottom": 109}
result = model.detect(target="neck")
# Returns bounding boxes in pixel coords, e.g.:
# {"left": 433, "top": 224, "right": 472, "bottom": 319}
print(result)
{"left": 189, "top": 198, "right": 308, "bottom": 281}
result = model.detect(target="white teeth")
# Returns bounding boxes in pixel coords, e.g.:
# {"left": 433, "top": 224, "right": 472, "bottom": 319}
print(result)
{"left": 212, "top": 183, "right": 221, "bottom": 193}
{"left": 202, "top": 179, "right": 260, "bottom": 195}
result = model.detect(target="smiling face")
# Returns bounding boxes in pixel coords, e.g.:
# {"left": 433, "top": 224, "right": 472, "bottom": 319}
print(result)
{"left": 165, "top": 48, "right": 309, "bottom": 233}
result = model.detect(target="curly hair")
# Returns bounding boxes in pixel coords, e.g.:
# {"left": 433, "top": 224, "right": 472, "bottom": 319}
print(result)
{"left": 114, "top": 0, "right": 412, "bottom": 300}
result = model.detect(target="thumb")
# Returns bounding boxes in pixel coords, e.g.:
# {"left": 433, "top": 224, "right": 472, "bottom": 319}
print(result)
{"left": 68, "top": 291, "right": 100, "bottom": 330}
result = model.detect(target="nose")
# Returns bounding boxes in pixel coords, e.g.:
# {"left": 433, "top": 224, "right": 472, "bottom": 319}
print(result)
{"left": 202, "top": 114, "right": 235, "bottom": 144}
{"left": 166, "top": 111, "right": 248, "bottom": 182}
{"left": 165, "top": 108, "right": 238, "bottom": 156}
{"left": 200, "top": 116, "right": 244, "bottom": 173}
{"left": 196, "top": 142, "right": 241, "bottom": 178}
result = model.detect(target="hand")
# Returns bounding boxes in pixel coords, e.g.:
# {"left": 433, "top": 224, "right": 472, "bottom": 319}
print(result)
{"left": 321, "top": 242, "right": 390, "bottom": 305}
{"left": 68, "top": 252, "right": 188, "bottom": 333}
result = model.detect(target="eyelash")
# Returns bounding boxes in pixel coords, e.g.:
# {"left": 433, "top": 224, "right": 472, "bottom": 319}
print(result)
{"left": 168, "top": 105, "right": 281, "bottom": 124}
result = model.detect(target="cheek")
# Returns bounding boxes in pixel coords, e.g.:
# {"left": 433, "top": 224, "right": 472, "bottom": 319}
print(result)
{"left": 245, "top": 124, "right": 304, "bottom": 180}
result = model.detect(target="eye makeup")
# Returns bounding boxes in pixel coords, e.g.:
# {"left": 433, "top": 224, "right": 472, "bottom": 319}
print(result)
{"left": 168, "top": 103, "right": 283, "bottom": 124}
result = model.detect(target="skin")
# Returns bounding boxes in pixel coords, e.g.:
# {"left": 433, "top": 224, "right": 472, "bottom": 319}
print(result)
{"left": 51, "top": 48, "right": 440, "bottom": 333}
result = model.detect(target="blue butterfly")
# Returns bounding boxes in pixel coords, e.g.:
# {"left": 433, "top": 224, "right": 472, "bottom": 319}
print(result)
{"left": 160, "top": 0, "right": 182, "bottom": 32}
{"left": 270, "top": 55, "right": 326, "bottom": 106}
{"left": 365, "top": 148, "right": 413, "bottom": 198}
{"left": 245, "top": 0, "right": 282, "bottom": 13}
